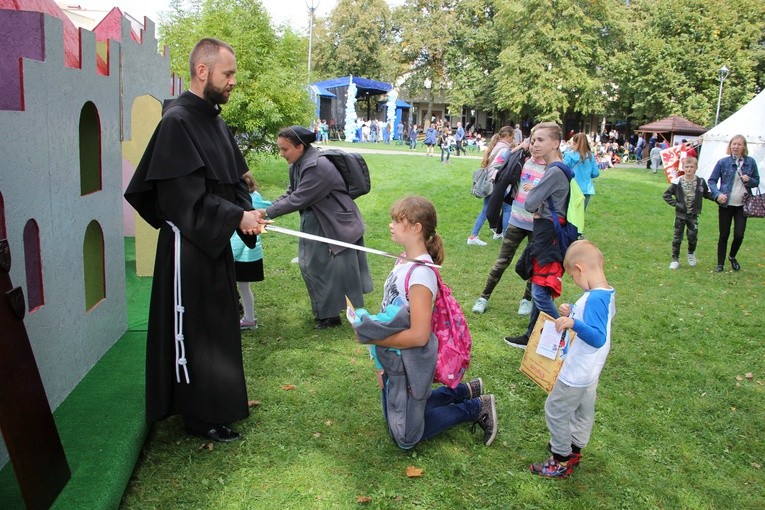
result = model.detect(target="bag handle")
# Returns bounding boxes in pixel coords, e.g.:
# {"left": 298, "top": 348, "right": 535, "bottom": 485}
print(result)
{"left": 734, "top": 158, "right": 754, "bottom": 183}
{"left": 736, "top": 162, "right": 759, "bottom": 192}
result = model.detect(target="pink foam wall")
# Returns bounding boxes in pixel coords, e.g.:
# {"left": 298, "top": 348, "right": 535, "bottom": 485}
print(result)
{"left": 93, "top": 7, "right": 141, "bottom": 44}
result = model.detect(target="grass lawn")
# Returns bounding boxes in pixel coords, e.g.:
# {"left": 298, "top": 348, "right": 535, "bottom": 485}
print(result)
{"left": 121, "top": 152, "right": 764, "bottom": 509}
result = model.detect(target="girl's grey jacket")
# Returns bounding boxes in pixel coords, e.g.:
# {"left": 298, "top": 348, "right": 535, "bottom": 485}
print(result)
{"left": 354, "top": 307, "right": 437, "bottom": 449}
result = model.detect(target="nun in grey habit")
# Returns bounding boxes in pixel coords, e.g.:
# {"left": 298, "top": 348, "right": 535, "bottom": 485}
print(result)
{"left": 264, "top": 126, "right": 373, "bottom": 329}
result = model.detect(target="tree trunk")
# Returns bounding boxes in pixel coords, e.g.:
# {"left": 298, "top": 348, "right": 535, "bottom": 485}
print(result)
{"left": 425, "top": 93, "right": 434, "bottom": 129}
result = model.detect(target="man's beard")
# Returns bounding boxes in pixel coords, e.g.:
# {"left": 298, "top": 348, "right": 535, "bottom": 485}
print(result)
{"left": 204, "top": 82, "right": 230, "bottom": 105}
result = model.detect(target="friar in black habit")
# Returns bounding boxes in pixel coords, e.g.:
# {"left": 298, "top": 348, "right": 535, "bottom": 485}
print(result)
{"left": 125, "top": 38, "right": 265, "bottom": 442}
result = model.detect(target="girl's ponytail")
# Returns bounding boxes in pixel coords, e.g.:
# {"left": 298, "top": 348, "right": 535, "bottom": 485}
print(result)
{"left": 481, "top": 134, "right": 501, "bottom": 168}
{"left": 424, "top": 232, "right": 444, "bottom": 267}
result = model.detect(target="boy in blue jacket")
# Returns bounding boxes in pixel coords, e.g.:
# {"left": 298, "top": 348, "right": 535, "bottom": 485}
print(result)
{"left": 531, "top": 240, "right": 615, "bottom": 479}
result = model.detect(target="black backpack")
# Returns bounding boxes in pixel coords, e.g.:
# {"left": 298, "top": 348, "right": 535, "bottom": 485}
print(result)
{"left": 318, "top": 148, "right": 371, "bottom": 199}
{"left": 485, "top": 149, "right": 525, "bottom": 230}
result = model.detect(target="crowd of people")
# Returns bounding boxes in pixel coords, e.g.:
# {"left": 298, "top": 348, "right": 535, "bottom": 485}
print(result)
{"left": 312, "top": 109, "right": 689, "bottom": 179}
{"left": 312, "top": 116, "right": 490, "bottom": 155}
{"left": 573, "top": 130, "right": 677, "bottom": 170}
{"left": 125, "top": 37, "right": 759, "bottom": 483}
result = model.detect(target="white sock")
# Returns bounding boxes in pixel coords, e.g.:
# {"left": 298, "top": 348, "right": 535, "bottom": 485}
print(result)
{"left": 238, "top": 281, "right": 255, "bottom": 321}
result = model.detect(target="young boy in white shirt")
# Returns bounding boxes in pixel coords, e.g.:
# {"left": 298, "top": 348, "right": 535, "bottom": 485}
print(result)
{"left": 530, "top": 240, "right": 615, "bottom": 479}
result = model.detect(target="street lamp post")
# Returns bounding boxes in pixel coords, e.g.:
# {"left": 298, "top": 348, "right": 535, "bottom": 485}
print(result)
{"left": 714, "top": 65, "right": 730, "bottom": 126}
{"left": 307, "top": 0, "right": 320, "bottom": 83}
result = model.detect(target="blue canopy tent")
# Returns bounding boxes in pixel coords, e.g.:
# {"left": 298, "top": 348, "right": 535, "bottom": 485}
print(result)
{"left": 309, "top": 84, "right": 336, "bottom": 123}
{"left": 375, "top": 98, "right": 412, "bottom": 140}
{"left": 393, "top": 99, "right": 411, "bottom": 140}
{"left": 312, "top": 76, "right": 392, "bottom": 95}
{"left": 310, "top": 76, "right": 393, "bottom": 134}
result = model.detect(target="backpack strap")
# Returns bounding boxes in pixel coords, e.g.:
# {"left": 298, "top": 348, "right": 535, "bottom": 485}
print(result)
{"left": 404, "top": 261, "right": 441, "bottom": 301}
{"left": 545, "top": 162, "right": 572, "bottom": 224}
{"left": 326, "top": 191, "right": 350, "bottom": 212}
{"left": 546, "top": 196, "right": 565, "bottom": 226}
{"left": 548, "top": 161, "right": 573, "bottom": 181}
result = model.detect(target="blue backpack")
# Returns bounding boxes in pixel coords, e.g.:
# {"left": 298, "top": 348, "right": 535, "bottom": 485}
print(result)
{"left": 546, "top": 162, "right": 585, "bottom": 255}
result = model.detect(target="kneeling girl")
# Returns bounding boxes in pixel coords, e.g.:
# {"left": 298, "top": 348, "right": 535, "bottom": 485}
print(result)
{"left": 359, "top": 196, "right": 497, "bottom": 448}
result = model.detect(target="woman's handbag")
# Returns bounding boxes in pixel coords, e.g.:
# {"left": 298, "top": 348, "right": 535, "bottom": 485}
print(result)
{"left": 743, "top": 187, "right": 765, "bottom": 218}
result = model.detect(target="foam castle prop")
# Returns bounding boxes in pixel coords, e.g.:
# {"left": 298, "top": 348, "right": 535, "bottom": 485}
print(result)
{"left": 0, "top": 237, "right": 70, "bottom": 509}
{"left": 0, "top": 0, "right": 177, "bottom": 494}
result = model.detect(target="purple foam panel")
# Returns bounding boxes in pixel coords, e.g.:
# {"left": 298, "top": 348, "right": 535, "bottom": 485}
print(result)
{"left": 0, "top": 10, "right": 45, "bottom": 111}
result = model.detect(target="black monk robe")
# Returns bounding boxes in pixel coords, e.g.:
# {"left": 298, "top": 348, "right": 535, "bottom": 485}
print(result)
{"left": 125, "top": 91, "right": 256, "bottom": 425}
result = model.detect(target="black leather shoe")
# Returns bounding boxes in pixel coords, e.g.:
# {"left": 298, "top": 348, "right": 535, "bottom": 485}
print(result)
{"left": 729, "top": 257, "right": 741, "bottom": 271}
{"left": 716, "top": 264, "right": 724, "bottom": 272}
{"left": 315, "top": 317, "right": 342, "bottom": 330}
{"left": 202, "top": 425, "right": 242, "bottom": 443}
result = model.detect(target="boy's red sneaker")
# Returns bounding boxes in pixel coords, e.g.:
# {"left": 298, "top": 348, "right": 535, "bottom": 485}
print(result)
{"left": 530, "top": 457, "right": 573, "bottom": 479}
{"left": 546, "top": 443, "right": 582, "bottom": 469}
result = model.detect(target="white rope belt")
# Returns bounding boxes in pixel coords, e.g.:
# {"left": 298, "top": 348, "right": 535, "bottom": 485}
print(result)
{"left": 167, "top": 221, "right": 190, "bottom": 384}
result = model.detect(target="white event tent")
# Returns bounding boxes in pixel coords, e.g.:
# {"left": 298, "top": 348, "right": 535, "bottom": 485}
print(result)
{"left": 698, "top": 90, "right": 765, "bottom": 192}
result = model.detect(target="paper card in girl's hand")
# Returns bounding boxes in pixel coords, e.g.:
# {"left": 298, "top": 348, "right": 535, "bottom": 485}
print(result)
{"left": 345, "top": 295, "right": 359, "bottom": 324}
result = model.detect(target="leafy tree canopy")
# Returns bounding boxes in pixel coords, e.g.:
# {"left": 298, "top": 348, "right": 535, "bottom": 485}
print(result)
{"left": 442, "top": 0, "right": 503, "bottom": 114}
{"left": 311, "top": 0, "right": 401, "bottom": 82}
{"left": 393, "top": 0, "right": 460, "bottom": 122}
{"left": 159, "top": 0, "right": 314, "bottom": 155}
{"left": 491, "top": 0, "right": 620, "bottom": 123}
{"left": 612, "top": 0, "right": 765, "bottom": 127}
{"left": 166, "top": 0, "right": 765, "bottom": 138}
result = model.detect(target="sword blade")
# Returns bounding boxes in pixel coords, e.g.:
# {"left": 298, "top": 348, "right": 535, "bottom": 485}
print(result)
{"left": 263, "top": 224, "right": 441, "bottom": 268}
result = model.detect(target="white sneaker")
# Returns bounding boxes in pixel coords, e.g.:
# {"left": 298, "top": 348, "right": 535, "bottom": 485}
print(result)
{"left": 240, "top": 318, "right": 258, "bottom": 330}
{"left": 467, "top": 237, "right": 487, "bottom": 246}
{"left": 493, "top": 232, "right": 503, "bottom": 240}
{"left": 472, "top": 297, "right": 488, "bottom": 313}
{"left": 669, "top": 260, "right": 679, "bottom": 270}
{"left": 291, "top": 257, "right": 299, "bottom": 264}
{"left": 687, "top": 253, "right": 697, "bottom": 266}
{"left": 517, "top": 298, "right": 533, "bottom": 315}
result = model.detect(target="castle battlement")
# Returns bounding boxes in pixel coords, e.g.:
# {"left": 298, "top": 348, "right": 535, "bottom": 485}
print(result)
{"left": 0, "top": 2, "right": 177, "bottom": 470}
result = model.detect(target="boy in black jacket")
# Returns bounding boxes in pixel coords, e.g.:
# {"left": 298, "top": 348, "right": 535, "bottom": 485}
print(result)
{"left": 662, "top": 156, "right": 714, "bottom": 269}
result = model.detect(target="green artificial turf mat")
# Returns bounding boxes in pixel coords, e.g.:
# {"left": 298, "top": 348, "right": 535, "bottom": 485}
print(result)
{"left": 0, "top": 238, "right": 150, "bottom": 509}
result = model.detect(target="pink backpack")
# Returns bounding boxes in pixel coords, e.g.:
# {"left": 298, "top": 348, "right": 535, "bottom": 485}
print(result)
{"left": 405, "top": 264, "right": 472, "bottom": 388}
